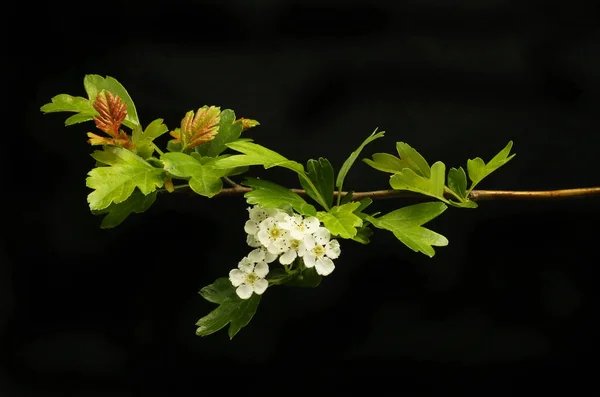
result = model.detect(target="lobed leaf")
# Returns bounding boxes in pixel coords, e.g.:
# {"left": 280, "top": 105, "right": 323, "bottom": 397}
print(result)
{"left": 86, "top": 147, "right": 164, "bottom": 210}
{"left": 83, "top": 74, "right": 140, "bottom": 129}
{"left": 160, "top": 152, "right": 224, "bottom": 197}
{"left": 212, "top": 141, "right": 305, "bottom": 175}
{"left": 196, "top": 278, "right": 262, "bottom": 339}
{"left": 366, "top": 202, "right": 449, "bottom": 257}
{"left": 92, "top": 189, "right": 157, "bottom": 228}
{"left": 316, "top": 201, "right": 363, "bottom": 239}
{"left": 299, "top": 158, "right": 335, "bottom": 210}
{"left": 363, "top": 152, "right": 409, "bottom": 173}
{"left": 243, "top": 178, "right": 316, "bottom": 216}
{"left": 396, "top": 142, "right": 431, "bottom": 178}
{"left": 336, "top": 128, "right": 385, "bottom": 196}
{"left": 389, "top": 161, "right": 447, "bottom": 202}
{"left": 467, "top": 141, "right": 515, "bottom": 191}
{"left": 40, "top": 94, "right": 98, "bottom": 126}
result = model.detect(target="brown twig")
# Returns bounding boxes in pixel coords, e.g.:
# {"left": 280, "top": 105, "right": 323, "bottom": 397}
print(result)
{"left": 211, "top": 186, "right": 600, "bottom": 200}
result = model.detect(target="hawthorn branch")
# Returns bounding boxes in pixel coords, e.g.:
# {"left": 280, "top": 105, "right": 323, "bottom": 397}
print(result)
{"left": 209, "top": 185, "right": 600, "bottom": 200}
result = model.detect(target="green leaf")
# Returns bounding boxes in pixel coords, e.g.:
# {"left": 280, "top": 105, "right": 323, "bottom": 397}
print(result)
{"left": 396, "top": 142, "right": 431, "bottom": 178}
{"left": 362, "top": 152, "right": 409, "bottom": 173}
{"left": 161, "top": 152, "right": 224, "bottom": 197}
{"left": 92, "top": 189, "right": 157, "bottom": 228}
{"left": 87, "top": 147, "right": 164, "bottom": 210}
{"left": 167, "top": 139, "right": 183, "bottom": 152}
{"left": 212, "top": 141, "right": 305, "bottom": 175}
{"left": 389, "top": 161, "right": 447, "bottom": 202}
{"left": 467, "top": 141, "right": 515, "bottom": 191}
{"left": 352, "top": 226, "right": 374, "bottom": 244}
{"left": 317, "top": 202, "right": 363, "bottom": 239}
{"left": 133, "top": 118, "right": 169, "bottom": 159}
{"left": 242, "top": 177, "right": 316, "bottom": 216}
{"left": 299, "top": 157, "right": 335, "bottom": 209}
{"left": 196, "top": 278, "right": 262, "bottom": 339}
{"left": 65, "top": 113, "right": 96, "bottom": 126}
{"left": 40, "top": 94, "right": 98, "bottom": 125}
{"left": 336, "top": 128, "right": 385, "bottom": 197}
{"left": 83, "top": 74, "right": 140, "bottom": 130}
{"left": 366, "top": 202, "right": 448, "bottom": 257}
{"left": 445, "top": 166, "right": 478, "bottom": 208}
{"left": 447, "top": 166, "right": 467, "bottom": 199}
{"left": 355, "top": 197, "right": 373, "bottom": 214}
{"left": 196, "top": 109, "right": 244, "bottom": 157}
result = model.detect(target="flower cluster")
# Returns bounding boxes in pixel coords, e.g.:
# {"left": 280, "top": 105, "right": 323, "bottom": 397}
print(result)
{"left": 229, "top": 205, "right": 341, "bottom": 299}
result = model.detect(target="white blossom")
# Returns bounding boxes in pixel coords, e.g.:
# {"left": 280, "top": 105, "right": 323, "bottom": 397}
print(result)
{"left": 229, "top": 256, "right": 270, "bottom": 299}
{"left": 278, "top": 237, "right": 309, "bottom": 265}
{"left": 257, "top": 216, "right": 291, "bottom": 254}
{"left": 244, "top": 205, "right": 275, "bottom": 236}
{"left": 279, "top": 214, "right": 320, "bottom": 241}
{"left": 302, "top": 227, "right": 341, "bottom": 276}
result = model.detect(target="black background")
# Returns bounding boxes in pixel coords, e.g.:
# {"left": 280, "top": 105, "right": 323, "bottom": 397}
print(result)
{"left": 4, "top": 0, "right": 600, "bottom": 393}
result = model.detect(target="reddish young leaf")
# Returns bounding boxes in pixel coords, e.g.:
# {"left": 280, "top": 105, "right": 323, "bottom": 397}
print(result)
{"left": 89, "top": 90, "right": 132, "bottom": 148}
{"left": 93, "top": 90, "right": 128, "bottom": 137}
{"left": 237, "top": 117, "right": 260, "bottom": 131}
{"left": 175, "top": 106, "right": 221, "bottom": 150}
{"left": 87, "top": 132, "right": 132, "bottom": 147}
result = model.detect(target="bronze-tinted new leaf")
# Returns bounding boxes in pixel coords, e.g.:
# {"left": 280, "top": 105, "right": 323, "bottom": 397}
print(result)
{"left": 89, "top": 90, "right": 132, "bottom": 148}
{"left": 237, "top": 117, "right": 260, "bottom": 131}
{"left": 175, "top": 106, "right": 221, "bottom": 150}
{"left": 93, "top": 90, "right": 127, "bottom": 136}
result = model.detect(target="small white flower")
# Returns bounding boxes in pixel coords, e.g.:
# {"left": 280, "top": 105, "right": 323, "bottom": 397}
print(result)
{"left": 248, "top": 247, "right": 278, "bottom": 264}
{"left": 278, "top": 237, "right": 309, "bottom": 265}
{"left": 244, "top": 205, "right": 273, "bottom": 235}
{"left": 257, "top": 216, "right": 290, "bottom": 254}
{"left": 246, "top": 233, "right": 262, "bottom": 248}
{"left": 279, "top": 214, "right": 320, "bottom": 240}
{"left": 302, "top": 227, "right": 341, "bottom": 276}
{"left": 229, "top": 256, "right": 270, "bottom": 299}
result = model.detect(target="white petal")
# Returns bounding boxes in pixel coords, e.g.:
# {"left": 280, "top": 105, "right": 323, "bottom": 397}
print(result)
{"left": 313, "top": 227, "right": 331, "bottom": 245}
{"left": 279, "top": 249, "right": 297, "bottom": 265}
{"left": 303, "top": 253, "right": 316, "bottom": 268}
{"left": 296, "top": 243, "right": 307, "bottom": 257}
{"left": 278, "top": 214, "right": 294, "bottom": 231}
{"left": 257, "top": 229, "right": 271, "bottom": 247}
{"left": 244, "top": 220, "right": 259, "bottom": 235}
{"left": 303, "top": 234, "right": 316, "bottom": 250}
{"left": 290, "top": 228, "right": 306, "bottom": 240}
{"left": 236, "top": 284, "right": 253, "bottom": 299}
{"left": 259, "top": 217, "right": 275, "bottom": 231}
{"left": 326, "top": 239, "right": 341, "bottom": 259}
{"left": 271, "top": 209, "right": 288, "bottom": 222}
{"left": 303, "top": 216, "right": 320, "bottom": 233}
{"left": 254, "top": 261, "right": 269, "bottom": 278}
{"left": 315, "top": 257, "right": 335, "bottom": 276}
{"left": 249, "top": 206, "right": 268, "bottom": 222}
{"left": 229, "top": 269, "right": 246, "bottom": 287}
{"left": 264, "top": 251, "right": 278, "bottom": 263}
{"left": 246, "top": 234, "right": 262, "bottom": 248}
{"left": 248, "top": 248, "right": 266, "bottom": 263}
{"left": 266, "top": 242, "right": 284, "bottom": 255}
{"left": 238, "top": 257, "right": 254, "bottom": 274}
{"left": 253, "top": 279, "right": 269, "bottom": 295}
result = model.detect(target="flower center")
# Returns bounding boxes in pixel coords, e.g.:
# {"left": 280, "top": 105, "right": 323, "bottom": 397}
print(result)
{"left": 245, "top": 273, "right": 258, "bottom": 285}
{"left": 269, "top": 227, "right": 282, "bottom": 239}
{"left": 312, "top": 245, "right": 325, "bottom": 257}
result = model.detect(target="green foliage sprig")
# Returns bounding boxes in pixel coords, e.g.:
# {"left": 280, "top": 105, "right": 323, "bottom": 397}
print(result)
{"left": 41, "top": 75, "right": 597, "bottom": 339}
